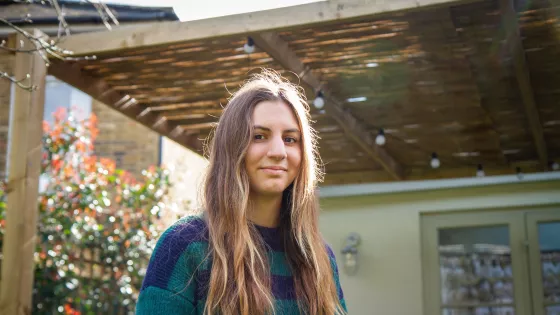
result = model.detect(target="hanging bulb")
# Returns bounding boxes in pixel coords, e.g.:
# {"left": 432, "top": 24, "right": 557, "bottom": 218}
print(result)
{"left": 375, "top": 129, "right": 386, "bottom": 146}
{"left": 313, "top": 91, "right": 325, "bottom": 109}
{"left": 243, "top": 37, "right": 255, "bottom": 54}
{"left": 516, "top": 167, "right": 524, "bottom": 180}
{"left": 430, "top": 152, "right": 440, "bottom": 169}
{"left": 550, "top": 161, "right": 559, "bottom": 171}
{"left": 476, "top": 164, "right": 485, "bottom": 177}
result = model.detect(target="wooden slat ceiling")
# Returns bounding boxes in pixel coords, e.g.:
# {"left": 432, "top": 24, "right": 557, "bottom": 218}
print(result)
{"left": 51, "top": 0, "right": 560, "bottom": 185}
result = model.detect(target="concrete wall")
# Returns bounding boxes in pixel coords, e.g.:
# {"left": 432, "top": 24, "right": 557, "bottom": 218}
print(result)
{"left": 319, "top": 178, "right": 560, "bottom": 315}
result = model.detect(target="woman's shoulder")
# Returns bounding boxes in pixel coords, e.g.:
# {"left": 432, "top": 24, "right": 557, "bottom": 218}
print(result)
{"left": 323, "top": 241, "right": 337, "bottom": 260}
{"left": 140, "top": 215, "right": 209, "bottom": 302}
{"left": 153, "top": 214, "right": 209, "bottom": 256}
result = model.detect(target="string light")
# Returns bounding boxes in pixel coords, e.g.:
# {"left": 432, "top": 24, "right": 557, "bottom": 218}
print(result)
{"left": 243, "top": 37, "right": 255, "bottom": 54}
{"left": 430, "top": 152, "right": 440, "bottom": 169}
{"left": 476, "top": 164, "right": 485, "bottom": 177}
{"left": 375, "top": 129, "right": 386, "bottom": 146}
{"left": 516, "top": 167, "right": 524, "bottom": 180}
{"left": 356, "top": 121, "right": 544, "bottom": 179}
{"left": 313, "top": 91, "right": 325, "bottom": 109}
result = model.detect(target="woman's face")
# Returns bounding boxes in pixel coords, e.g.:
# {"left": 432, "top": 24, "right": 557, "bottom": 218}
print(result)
{"left": 245, "top": 100, "right": 302, "bottom": 197}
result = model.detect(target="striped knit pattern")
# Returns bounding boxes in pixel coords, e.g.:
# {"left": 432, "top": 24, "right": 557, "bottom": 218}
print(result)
{"left": 136, "top": 215, "right": 346, "bottom": 314}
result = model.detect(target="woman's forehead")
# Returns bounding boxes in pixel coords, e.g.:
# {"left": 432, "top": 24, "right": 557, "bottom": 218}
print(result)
{"left": 252, "top": 100, "right": 300, "bottom": 130}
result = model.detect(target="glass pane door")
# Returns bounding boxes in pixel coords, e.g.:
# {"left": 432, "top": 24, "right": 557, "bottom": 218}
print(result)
{"left": 526, "top": 209, "right": 560, "bottom": 315}
{"left": 422, "top": 211, "right": 532, "bottom": 315}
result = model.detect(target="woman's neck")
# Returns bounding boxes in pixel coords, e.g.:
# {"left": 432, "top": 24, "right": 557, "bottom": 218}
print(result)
{"left": 248, "top": 193, "right": 283, "bottom": 228}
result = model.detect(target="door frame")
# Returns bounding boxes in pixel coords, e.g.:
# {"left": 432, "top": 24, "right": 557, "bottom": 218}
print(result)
{"left": 421, "top": 209, "right": 533, "bottom": 315}
{"left": 525, "top": 207, "right": 560, "bottom": 315}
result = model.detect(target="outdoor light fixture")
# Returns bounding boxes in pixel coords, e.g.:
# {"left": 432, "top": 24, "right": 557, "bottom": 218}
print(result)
{"left": 430, "top": 152, "right": 440, "bottom": 169}
{"left": 243, "top": 37, "right": 255, "bottom": 54}
{"left": 347, "top": 96, "right": 367, "bottom": 103}
{"left": 551, "top": 161, "right": 559, "bottom": 171}
{"left": 375, "top": 128, "right": 386, "bottom": 146}
{"left": 476, "top": 164, "right": 485, "bottom": 177}
{"left": 341, "top": 232, "right": 361, "bottom": 276}
{"left": 313, "top": 91, "right": 325, "bottom": 109}
{"left": 516, "top": 167, "right": 524, "bottom": 180}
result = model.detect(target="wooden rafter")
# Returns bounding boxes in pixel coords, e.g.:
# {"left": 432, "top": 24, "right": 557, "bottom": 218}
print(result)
{"left": 499, "top": 0, "right": 548, "bottom": 169}
{"left": 252, "top": 32, "right": 405, "bottom": 180}
{"left": 57, "top": 0, "right": 476, "bottom": 56}
{"left": 48, "top": 61, "right": 204, "bottom": 153}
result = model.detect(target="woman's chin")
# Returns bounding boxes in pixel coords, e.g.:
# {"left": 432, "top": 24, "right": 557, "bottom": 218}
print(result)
{"left": 255, "top": 183, "right": 289, "bottom": 196}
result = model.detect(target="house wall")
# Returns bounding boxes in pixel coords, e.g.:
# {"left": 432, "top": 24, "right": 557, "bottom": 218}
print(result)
{"left": 318, "top": 178, "right": 560, "bottom": 315}
{"left": 160, "top": 137, "right": 209, "bottom": 213}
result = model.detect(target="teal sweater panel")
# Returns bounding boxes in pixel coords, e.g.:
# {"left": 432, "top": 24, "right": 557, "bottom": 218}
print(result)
{"left": 136, "top": 215, "right": 347, "bottom": 314}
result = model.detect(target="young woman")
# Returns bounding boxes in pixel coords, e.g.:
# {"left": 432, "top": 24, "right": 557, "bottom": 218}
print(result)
{"left": 136, "top": 70, "right": 347, "bottom": 315}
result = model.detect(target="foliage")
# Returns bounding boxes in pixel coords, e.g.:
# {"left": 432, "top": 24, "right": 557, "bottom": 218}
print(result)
{"left": 0, "top": 108, "right": 172, "bottom": 314}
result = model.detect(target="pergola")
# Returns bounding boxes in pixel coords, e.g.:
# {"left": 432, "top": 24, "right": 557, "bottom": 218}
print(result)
{"left": 2, "top": 0, "right": 559, "bottom": 313}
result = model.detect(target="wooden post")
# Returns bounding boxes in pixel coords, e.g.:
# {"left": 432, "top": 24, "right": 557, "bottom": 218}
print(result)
{"left": 0, "top": 30, "right": 48, "bottom": 315}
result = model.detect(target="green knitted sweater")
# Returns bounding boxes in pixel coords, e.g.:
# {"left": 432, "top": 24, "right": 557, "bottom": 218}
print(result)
{"left": 136, "top": 215, "right": 347, "bottom": 314}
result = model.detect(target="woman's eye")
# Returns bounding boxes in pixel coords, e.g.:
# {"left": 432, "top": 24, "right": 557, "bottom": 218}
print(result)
{"left": 284, "top": 137, "right": 298, "bottom": 143}
{"left": 254, "top": 134, "right": 265, "bottom": 140}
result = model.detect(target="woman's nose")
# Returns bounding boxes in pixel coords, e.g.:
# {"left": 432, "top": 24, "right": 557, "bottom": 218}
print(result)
{"left": 267, "top": 136, "right": 287, "bottom": 159}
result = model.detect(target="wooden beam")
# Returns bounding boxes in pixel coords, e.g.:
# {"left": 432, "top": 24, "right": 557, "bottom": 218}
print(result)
{"left": 162, "top": 108, "right": 223, "bottom": 118}
{"left": 164, "top": 116, "right": 218, "bottom": 127}
{"left": 499, "top": 0, "right": 548, "bottom": 169}
{"left": 252, "top": 32, "right": 404, "bottom": 180}
{"left": 47, "top": 61, "right": 204, "bottom": 154}
{"left": 179, "top": 122, "right": 217, "bottom": 131}
{"left": 58, "top": 0, "right": 475, "bottom": 56}
{"left": 0, "top": 30, "right": 47, "bottom": 315}
{"left": 323, "top": 163, "right": 543, "bottom": 185}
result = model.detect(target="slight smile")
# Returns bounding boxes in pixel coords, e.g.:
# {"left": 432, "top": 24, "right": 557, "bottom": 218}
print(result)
{"left": 260, "top": 166, "right": 287, "bottom": 175}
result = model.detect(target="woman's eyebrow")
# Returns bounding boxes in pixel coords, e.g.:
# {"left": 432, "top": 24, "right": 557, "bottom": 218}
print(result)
{"left": 284, "top": 129, "right": 301, "bottom": 134}
{"left": 253, "top": 125, "right": 270, "bottom": 132}
{"left": 253, "top": 125, "right": 300, "bottom": 133}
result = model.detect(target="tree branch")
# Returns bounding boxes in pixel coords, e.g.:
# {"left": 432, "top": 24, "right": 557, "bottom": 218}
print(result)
{"left": 1, "top": 0, "right": 117, "bottom": 90}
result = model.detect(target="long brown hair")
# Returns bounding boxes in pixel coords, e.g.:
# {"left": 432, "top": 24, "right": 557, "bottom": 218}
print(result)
{"left": 202, "top": 70, "right": 344, "bottom": 314}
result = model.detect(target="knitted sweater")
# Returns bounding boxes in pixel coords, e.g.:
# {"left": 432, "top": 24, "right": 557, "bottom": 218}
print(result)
{"left": 136, "top": 215, "right": 347, "bottom": 314}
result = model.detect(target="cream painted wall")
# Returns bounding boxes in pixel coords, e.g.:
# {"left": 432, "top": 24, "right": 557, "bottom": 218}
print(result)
{"left": 318, "top": 179, "right": 560, "bottom": 315}
{"left": 160, "top": 138, "right": 209, "bottom": 214}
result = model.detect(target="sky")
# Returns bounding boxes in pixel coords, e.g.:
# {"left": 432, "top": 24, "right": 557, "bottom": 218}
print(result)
{"left": 101, "top": 0, "right": 324, "bottom": 21}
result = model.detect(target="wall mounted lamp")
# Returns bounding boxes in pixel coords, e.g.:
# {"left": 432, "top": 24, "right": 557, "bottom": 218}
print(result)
{"left": 341, "top": 232, "right": 361, "bottom": 276}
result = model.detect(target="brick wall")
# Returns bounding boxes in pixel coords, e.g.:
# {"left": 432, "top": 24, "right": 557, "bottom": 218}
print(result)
{"left": 0, "top": 52, "right": 14, "bottom": 179}
{"left": 92, "top": 99, "right": 160, "bottom": 177}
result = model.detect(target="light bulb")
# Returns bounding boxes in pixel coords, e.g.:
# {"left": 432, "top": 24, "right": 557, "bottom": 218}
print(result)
{"left": 551, "top": 161, "right": 559, "bottom": 171}
{"left": 516, "top": 167, "right": 523, "bottom": 180}
{"left": 476, "top": 164, "right": 485, "bottom": 177}
{"left": 430, "top": 152, "right": 440, "bottom": 169}
{"left": 375, "top": 129, "right": 386, "bottom": 146}
{"left": 313, "top": 91, "right": 325, "bottom": 109}
{"left": 243, "top": 37, "right": 255, "bottom": 54}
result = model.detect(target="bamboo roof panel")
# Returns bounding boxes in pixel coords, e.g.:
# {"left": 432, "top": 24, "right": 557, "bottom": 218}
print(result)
{"left": 50, "top": 0, "right": 560, "bottom": 184}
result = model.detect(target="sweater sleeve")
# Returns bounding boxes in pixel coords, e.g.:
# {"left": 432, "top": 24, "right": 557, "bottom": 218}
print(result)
{"left": 326, "top": 244, "right": 348, "bottom": 314}
{"left": 136, "top": 216, "right": 207, "bottom": 315}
